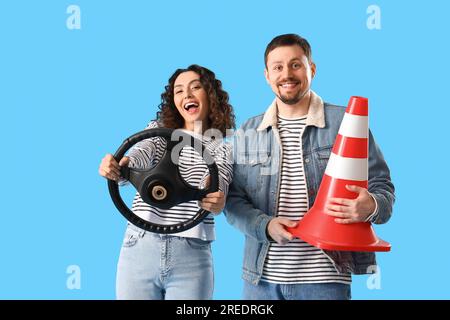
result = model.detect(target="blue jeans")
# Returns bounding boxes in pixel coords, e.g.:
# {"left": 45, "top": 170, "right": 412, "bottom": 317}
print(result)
{"left": 243, "top": 280, "right": 351, "bottom": 300}
{"left": 116, "top": 224, "right": 214, "bottom": 300}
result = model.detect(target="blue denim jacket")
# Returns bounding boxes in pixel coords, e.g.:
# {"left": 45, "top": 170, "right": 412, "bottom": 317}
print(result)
{"left": 224, "top": 91, "right": 395, "bottom": 285}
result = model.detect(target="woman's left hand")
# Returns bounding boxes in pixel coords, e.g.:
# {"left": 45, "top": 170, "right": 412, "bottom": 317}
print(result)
{"left": 200, "top": 191, "right": 225, "bottom": 214}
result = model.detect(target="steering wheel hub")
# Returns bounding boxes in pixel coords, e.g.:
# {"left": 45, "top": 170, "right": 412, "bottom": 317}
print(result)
{"left": 151, "top": 185, "right": 168, "bottom": 201}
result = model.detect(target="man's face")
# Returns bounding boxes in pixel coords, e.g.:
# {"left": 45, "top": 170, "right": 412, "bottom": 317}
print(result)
{"left": 265, "top": 45, "right": 316, "bottom": 105}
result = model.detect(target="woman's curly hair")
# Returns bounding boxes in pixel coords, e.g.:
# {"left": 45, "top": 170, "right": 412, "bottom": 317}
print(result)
{"left": 156, "top": 64, "right": 235, "bottom": 136}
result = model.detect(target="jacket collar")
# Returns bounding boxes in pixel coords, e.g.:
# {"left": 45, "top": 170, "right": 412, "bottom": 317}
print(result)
{"left": 256, "top": 90, "right": 326, "bottom": 131}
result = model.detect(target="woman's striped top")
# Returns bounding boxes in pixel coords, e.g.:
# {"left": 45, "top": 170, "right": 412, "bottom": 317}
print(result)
{"left": 123, "top": 121, "right": 233, "bottom": 241}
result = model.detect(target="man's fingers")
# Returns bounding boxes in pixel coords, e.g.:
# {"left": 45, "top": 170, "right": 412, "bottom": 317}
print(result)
{"left": 324, "top": 209, "right": 352, "bottom": 218}
{"left": 325, "top": 203, "right": 351, "bottom": 213}
{"left": 280, "top": 230, "right": 294, "bottom": 241}
{"left": 334, "top": 218, "right": 355, "bottom": 224}
{"left": 274, "top": 230, "right": 294, "bottom": 244}
{"left": 346, "top": 184, "right": 365, "bottom": 193}
{"left": 267, "top": 218, "right": 298, "bottom": 244}
{"left": 276, "top": 238, "right": 290, "bottom": 245}
{"left": 278, "top": 218, "right": 298, "bottom": 228}
{"left": 273, "top": 223, "right": 294, "bottom": 242}
{"left": 328, "top": 197, "right": 352, "bottom": 206}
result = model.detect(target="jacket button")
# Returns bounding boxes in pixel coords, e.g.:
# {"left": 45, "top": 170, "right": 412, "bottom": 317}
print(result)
{"left": 305, "top": 158, "right": 310, "bottom": 163}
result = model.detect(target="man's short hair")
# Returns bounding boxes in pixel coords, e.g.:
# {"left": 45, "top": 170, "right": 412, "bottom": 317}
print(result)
{"left": 264, "top": 34, "right": 312, "bottom": 67}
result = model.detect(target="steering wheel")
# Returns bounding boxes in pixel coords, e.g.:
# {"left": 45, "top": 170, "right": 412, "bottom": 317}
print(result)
{"left": 108, "top": 128, "right": 219, "bottom": 234}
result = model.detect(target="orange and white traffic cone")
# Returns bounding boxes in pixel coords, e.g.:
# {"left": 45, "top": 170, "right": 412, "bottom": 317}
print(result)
{"left": 287, "top": 96, "right": 390, "bottom": 252}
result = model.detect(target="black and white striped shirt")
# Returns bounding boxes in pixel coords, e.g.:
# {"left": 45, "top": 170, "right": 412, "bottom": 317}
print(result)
{"left": 125, "top": 121, "right": 233, "bottom": 241}
{"left": 261, "top": 115, "right": 351, "bottom": 284}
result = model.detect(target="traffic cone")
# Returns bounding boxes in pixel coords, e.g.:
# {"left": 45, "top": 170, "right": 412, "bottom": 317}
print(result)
{"left": 287, "top": 96, "right": 390, "bottom": 252}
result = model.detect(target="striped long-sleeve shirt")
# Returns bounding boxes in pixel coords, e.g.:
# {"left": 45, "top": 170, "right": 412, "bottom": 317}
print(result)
{"left": 124, "top": 120, "right": 233, "bottom": 241}
{"left": 261, "top": 115, "right": 351, "bottom": 284}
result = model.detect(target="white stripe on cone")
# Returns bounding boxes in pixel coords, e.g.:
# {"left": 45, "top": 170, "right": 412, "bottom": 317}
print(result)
{"left": 325, "top": 153, "right": 368, "bottom": 181}
{"left": 338, "top": 114, "right": 368, "bottom": 138}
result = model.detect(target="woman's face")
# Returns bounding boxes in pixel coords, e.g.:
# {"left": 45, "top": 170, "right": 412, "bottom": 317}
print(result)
{"left": 173, "top": 71, "right": 210, "bottom": 130}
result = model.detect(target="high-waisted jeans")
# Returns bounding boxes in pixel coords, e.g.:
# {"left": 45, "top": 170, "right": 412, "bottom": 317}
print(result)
{"left": 116, "top": 223, "right": 213, "bottom": 300}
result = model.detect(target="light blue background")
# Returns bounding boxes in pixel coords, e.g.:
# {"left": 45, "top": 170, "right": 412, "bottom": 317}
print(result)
{"left": 1, "top": 0, "right": 449, "bottom": 299}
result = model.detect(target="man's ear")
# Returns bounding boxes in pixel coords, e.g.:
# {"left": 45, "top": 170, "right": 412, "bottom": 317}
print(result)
{"left": 264, "top": 68, "right": 270, "bottom": 84}
{"left": 310, "top": 61, "right": 317, "bottom": 79}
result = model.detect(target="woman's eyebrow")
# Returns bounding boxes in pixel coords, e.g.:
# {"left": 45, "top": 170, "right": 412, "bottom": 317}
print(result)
{"left": 174, "top": 79, "right": 201, "bottom": 88}
{"left": 188, "top": 79, "right": 202, "bottom": 85}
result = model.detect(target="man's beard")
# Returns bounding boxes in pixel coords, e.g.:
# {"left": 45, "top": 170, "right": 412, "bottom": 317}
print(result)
{"left": 277, "top": 88, "right": 309, "bottom": 105}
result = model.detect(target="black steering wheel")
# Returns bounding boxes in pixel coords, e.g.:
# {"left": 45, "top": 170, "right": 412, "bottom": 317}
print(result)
{"left": 108, "top": 128, "right": 219, "bottom": 234}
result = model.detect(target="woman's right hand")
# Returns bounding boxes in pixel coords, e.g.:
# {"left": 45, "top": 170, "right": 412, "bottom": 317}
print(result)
{"left": 98, "top": 154, "right": 130, "bottom": 181}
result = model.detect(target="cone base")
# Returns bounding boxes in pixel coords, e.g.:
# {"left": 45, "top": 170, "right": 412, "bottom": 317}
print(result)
{"left": 290, "top": 228, "right": 391, "bottom": 252}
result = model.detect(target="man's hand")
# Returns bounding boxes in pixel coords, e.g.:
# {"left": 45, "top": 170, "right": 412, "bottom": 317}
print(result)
{"left": 267, "top": 217, "right": 298, "bottom": 245}
{"left": 324, "top": 185, "right": 376, "bottom": 224}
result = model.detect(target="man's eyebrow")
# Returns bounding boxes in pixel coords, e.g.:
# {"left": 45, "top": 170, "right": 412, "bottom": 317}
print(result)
{"left": 269, "top": 60, "right": 283, "bottom": 65}
{"left": 174, "top": 79, "right": 201, "bottom": 88}
{"left": 269, "top": 58, "right": 303, "bottom": 65}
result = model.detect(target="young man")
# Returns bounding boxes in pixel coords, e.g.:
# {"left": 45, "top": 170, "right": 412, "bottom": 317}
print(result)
{"left": 224, "top": 34, "right": 395, "bottom": 300}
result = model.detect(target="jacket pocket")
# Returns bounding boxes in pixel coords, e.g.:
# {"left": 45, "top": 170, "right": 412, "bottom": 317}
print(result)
{"left": 315, "top": 146, "right": 332, "bottom": 172}
{"left": 244, "top": 163, "right": 260, "bottom": 194}
{"left": 247, "top": 154, "right": 272, "bottom": 192}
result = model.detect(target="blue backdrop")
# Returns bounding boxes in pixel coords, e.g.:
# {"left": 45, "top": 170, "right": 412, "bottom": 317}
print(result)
{"left": 1, "top": 0, "right": 449, "bottom": 299}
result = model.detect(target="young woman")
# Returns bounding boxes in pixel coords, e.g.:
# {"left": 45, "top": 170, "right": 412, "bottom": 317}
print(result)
{"left": 98, "top": 65, "right": 235, "bottom": 299}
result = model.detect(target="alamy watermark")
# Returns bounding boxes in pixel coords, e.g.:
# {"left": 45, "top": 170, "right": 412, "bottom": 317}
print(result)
{"left": 366, "top": 265, "right": 382, "bottom": 290}
{"left": 66, "top": 265, "right": 81, "bottom": 290}
{"left": 157, "top": 121, "right": 280, "bottom": 175}
{"left": 66, "top": 5, "right": 81, "bottom": 30}
{"left": 367, "top": 5, "right": 381, "bottom": 30}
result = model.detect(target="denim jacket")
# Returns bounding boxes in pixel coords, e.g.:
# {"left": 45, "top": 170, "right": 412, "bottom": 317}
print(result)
{"left": 224, "top": 91, "right": 395, "bottom": 285}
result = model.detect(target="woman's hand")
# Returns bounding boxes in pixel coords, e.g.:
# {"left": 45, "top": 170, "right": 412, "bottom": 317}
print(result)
{"left": 198, "top": 175, "right": 225, "bottom": 214}
{"left": 98, "top": 154, "right": 129, "bottom": 181}
{"left": 199, "top": 191, "right": 225, "bottom": 214}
